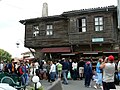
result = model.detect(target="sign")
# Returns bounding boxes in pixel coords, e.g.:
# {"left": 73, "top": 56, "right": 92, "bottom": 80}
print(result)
{"left": 92, "top": 38, "right": 104, "bottom": 42}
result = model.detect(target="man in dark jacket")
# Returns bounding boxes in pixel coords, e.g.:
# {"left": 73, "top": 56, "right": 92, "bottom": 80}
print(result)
{"left": 84, "top": 61, "right": 92, "bottom": 87}
{"left": 61, "top": 58, "right": 69, "bottom": 85}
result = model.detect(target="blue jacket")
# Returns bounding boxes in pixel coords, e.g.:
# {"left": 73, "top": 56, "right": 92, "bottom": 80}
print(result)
{"left": 96, "top": 62, "right": 102, "bottom": 73}
{"left": 62, "top": 61, "right": 69, "bottom": 70}
{"left": 84, "top": 64, "right": 92, "bottom": 76}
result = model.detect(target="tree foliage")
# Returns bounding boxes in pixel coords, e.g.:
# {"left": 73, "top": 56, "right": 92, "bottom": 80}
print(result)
{"left": 0, "top": 49, "right": 12, "bottom": 62}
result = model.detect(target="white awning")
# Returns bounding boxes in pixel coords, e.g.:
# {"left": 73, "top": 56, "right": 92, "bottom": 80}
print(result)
{"left": 83, "top": 52, "right": 98, "bottom": 54}
{"left": 61, "top": 53, "right": 75, "bottom": 56}
{"left": 103, "top": 52, "right": 119, "bottom": 54}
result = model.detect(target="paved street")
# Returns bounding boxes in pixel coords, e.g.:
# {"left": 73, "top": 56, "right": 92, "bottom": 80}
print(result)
{"left": 40, "top": 79, "right": 100, "bottom": 90}
{"left": 39, "top": 79, "right": 120, "bottom": 90}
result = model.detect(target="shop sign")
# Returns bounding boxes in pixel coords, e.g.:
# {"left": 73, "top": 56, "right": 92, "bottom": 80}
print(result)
{"left": 92, "top": 38, "right": 104, "bottom": 42}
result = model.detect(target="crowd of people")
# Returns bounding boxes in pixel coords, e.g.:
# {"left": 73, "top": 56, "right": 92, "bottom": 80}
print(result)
{"left": 0, "top": 55, "right": 120, "bottom": 90}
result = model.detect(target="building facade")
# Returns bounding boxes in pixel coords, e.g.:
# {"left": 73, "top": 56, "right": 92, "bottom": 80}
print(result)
{"left": 20, "top": 6, "right": 119, "bottom": 62}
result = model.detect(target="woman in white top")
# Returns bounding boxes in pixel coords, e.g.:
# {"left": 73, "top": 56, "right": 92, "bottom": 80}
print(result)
{"left": 100, "top": 55, "right": 116, "bottom": 90}
{"left": 72, "top": 60, "right": 78, "bottom": 80}
{"left": 49, "top": 61, "right": 56, "bottom": 82}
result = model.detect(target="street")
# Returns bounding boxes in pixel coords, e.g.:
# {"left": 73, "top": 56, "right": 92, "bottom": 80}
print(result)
{"left": 40, "top": 79, "right": 100, "bottom": 90}
{"left": 39, "top": 79, "right": 120, "bottom": 90}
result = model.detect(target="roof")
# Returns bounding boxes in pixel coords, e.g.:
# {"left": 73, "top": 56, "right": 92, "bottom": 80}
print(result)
{"left": 19, "top": 15, "right": 67, "bottom": 25}
{"left": 19, "top": 5, "right": 117, "bottom": 25}
{"left": 62, "top": 5, "right": 117, "bottom": 16}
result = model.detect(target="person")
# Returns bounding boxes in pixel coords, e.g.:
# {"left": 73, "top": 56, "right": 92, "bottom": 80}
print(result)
{"left": 46, "top": 61, "right": 51, "bottom": 82}
{"left": 56, "top": 60, "right": 62, "bottom": 78}
{"left": 8, "top": 59, "right": 16, "bottom": 74}
{"left": 68, "top": 59, "right": 73, "bottom": 79}
{"left": 72, "top": 59, "right": 78, "bottom": 80}
{"left": 4, "top": 61, "right": 10, "bottom": 72}
{"left": 100, "top": 55, "right": 116, "bottom": 90}
{"left": 30, "top": 62, "right": 36, "bottom": 76}
{"left": 77, "top": 58, "right": 85, "bottom": 80}
{"left": 61, "top": 58, "right": 69, "bottom": 85}
{"left": 0, "top": 61, "right": 4, "bottom": 72}
{"left": 117, "top": 59, "right": 120, "bottom": 83}
{"left": 34, "top": 60, "right": 40, "bottom": 77}
{"left": 114, "top": 59, "right": 119, "bottom": 85}
{"left": 42, "top": 61, "right": 48, "bottom": 79}
{"left": 84, "top": 61, "right": 92, "bottom": 87}
{"left": 94, "top": 58, "right": 103, "bottom": 89}
{"left": 49, "top": 61, "right": 56, "bottom": 82}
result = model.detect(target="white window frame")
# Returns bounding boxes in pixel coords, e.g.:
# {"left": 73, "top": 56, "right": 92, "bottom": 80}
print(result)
{"left": 78, "top": 18, "right": 87, "bottom": 32}
{"left": 33, "top": 25, "right": 39, "bottom": 37}
{"left": 46, "top": 24, "right": 53, "bottom": 35}
{"left": 82, "top": 19, "right": 86, "bottom": 32}
{"left": 94, "top": 17, "right": 103, "bottom": 31}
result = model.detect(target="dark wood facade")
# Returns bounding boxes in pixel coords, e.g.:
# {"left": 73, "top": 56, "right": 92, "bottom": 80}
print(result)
{"left": 20, "top": 5, "right": 119, "bottom": 61}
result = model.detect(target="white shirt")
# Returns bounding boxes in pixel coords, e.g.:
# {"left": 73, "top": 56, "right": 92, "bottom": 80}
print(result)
{"left": 0, "top": 63, "right": 4, "bottom": 71}
{"left": 117, "top": 61, "right": 120, "bottom": 72}
{"left": 34, "top": 62, "right": 39, "bottom": 69}
{"left": 72, "top": 62, "right": 77, "bottom": 70}
{"left": 49, "top": 64, "right": 56, "bottom": 73}
{"left": 103, "top": 62, "right": 115, "bottom": 82}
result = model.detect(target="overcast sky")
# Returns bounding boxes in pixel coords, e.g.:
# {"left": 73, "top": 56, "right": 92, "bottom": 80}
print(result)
{"left": 0, "top": 0, "right": 117, "bottom": 58}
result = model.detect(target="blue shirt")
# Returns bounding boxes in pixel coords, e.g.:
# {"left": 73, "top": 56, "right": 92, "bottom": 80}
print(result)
{"left": 96, "top": 62, "right": 102, "bottom": 73}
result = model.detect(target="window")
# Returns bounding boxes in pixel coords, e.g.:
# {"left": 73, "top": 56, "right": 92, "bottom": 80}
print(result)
{"left": 33, "top": 25, "right": 39, "bottom": 37}
{"left": 46, "top": 24, "right": 53, "bottom": 35}
{"left": 78, "top": 18, "right": 86, "bottom": 32}
{"left": 94, "top": 17, "right": 103, "bottom": 31}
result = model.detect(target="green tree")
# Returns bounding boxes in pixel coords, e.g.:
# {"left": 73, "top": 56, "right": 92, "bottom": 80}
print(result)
{"left": 0, "top": 49, "right": 12, "bottom": 62}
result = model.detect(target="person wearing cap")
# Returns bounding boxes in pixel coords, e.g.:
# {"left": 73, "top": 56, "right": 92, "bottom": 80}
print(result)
{"left": 100, "top": 55, "right": 116, "bottom": 90}
{"left": 84, "top": 61, "right": 92, "bottom": 87}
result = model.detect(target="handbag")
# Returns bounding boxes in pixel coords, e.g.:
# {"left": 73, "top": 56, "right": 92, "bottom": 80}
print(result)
{"left": 67, "top": 71, "right": 71, "bottom": 79}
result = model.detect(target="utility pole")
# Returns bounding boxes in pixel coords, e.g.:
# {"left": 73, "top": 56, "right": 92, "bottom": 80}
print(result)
{"left": 117, "top": 0, "right": 120, "bottom": 60}
{"left": 117, "top": 0, "right": 120, "bottom": 29}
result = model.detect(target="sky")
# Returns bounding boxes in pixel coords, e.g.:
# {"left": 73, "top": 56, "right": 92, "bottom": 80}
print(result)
{"left": 0, "top": 0, "right": 117, "bottom": 58}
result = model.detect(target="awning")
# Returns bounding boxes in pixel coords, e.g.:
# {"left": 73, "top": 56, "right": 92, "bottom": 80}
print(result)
{"left": 103, "top": 51, "right": 119, "bottom": 54}
{"left": 83, "top": 52, "right": 98, "bottom": 54}
{"left": 61, "top": 52, "right": 79, "bottom": 56}
{"left": 61, "top": 53, "right": 75, "bottom": 56}
{"left": 40, "top": 47, "right": 71, "bottom": 53}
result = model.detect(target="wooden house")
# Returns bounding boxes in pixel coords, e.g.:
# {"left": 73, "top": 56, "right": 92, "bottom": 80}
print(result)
{"left": 20, "top": 5, "right": 119, "bottom": 64}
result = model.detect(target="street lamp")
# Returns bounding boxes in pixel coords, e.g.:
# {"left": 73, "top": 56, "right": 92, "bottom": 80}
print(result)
{"left": 36, "top": 82, "right": 42, "bottom": 89}
{"left": 16, "top": 41, "right": 20, "bottom": 48}
{"left": 32, "top": 75, "right": 40, "bottom": 90}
